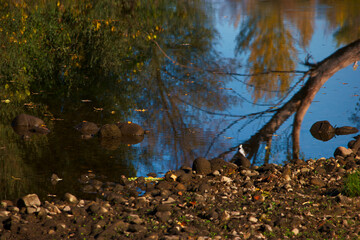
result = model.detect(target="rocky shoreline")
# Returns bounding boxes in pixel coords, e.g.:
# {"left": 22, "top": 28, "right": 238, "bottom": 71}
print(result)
{"left": 1, "top": 137, "right": 360, "bottom": 240}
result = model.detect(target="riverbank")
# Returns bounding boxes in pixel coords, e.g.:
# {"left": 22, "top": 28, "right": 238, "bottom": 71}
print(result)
{"left": 1, "top": 137, "right": 360, "bottom": 239}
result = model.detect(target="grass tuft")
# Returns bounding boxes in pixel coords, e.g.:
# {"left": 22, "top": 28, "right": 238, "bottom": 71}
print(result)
{"left": 343, "top": 170, "right": 360, "bottom": 197}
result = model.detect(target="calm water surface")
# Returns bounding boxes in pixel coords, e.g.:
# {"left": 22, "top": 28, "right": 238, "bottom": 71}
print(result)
{"left": 0, "top": 0, "right": 359, "bottom": 200}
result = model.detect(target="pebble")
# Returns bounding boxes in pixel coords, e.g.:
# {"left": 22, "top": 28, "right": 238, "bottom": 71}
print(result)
{"left": 212, "top": 170, "right": 220, "bottom": 176}
{"left": 63, "top": 205, "right": 71, "bottom": 212}
{"left": 221, "top": 176, "right": 232, "bottom": 183}
{"left": 64, "top": 193, "right": 78, "bottom": 204}
{"left": 249, "top": 216, "right": 258, "bottom": 223}
{"left": 292, "top": 228, "right": 299, "bottom": 235}
{"left": 310, "top": 178, "right": 326, "bottom": 187}
{"left": 155, "top": 211, "right": 171, "bottom": 222}
{"left": 162, "top": 197, "right": 176, "bottom": 204}
{"left": 0, "top": 210, "right": 10, "bottom": 217}
{"left": 220, "top": 210, "right": 231, "bottom": 221}
{"left": 128, "top": 214, "right": 144, "bottom": 224}
{"left": 300, "top": 168, "right": 310, "bottom": 173}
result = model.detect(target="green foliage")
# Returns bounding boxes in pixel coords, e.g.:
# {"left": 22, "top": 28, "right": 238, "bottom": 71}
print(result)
{"left": 343, "top": 170, "right": 360, "bottom": 197}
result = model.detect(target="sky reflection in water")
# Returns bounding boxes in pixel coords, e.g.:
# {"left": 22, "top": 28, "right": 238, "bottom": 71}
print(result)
{"left": 0, "top": 0, "right": 360, "bottom": 200}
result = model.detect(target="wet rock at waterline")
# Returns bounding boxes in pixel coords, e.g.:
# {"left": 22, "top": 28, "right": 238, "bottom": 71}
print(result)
{"left": 99, "top": 124, "right": 122, "bottom": 138}
{"left": 310, "top": 120, "right": 358, "bottom": 141}
{"left": 74, "top": 121, "right": 99, "bottom": 139}
{"left": 119, "top": 135, "right": 144, "bottom": 145}
{"left": 12, "top": 113, "right": 47, "bottom": 128}
{"left": 11, "top": 114, "right": 50, "bottom": 138}
{"left": 116, "top": 122, "right": 145, "bottom": 136}
{"left": 335, "top": 126, "right": 359, "bottom": 135}
{"left": 310, "top": 121, "right": 335, "bottom": 141}
{"left": 192, "top": 157, "right": 212, "bottom": 175}
{"left": 74, "top": 121, "right": 146, "bottom": 146}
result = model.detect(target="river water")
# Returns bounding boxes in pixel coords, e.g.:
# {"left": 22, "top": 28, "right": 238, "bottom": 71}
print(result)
{"left": 0, "top": 0, "right": 359, "bottom": 200}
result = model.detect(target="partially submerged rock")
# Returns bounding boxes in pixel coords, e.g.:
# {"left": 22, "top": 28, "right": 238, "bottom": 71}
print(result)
{"left": 310, "top": 120, "right": 358, "bottom": 141}
{"left": 99, "top": 124, "right": 122, "bottom": 138}
{"left": 310, "top": 120, "right": 335, "bottom": 141}
{"left": 116, "top": 122, "right": 145, "bottom": 136}
{"left": 12, "top": 113, "right": 46, "bottom": 128}
{"left": 11, "top": 114, "right": 50, "bottom": 138}
{"left": 74, "top": 121, "right": 99, "bottom": 139}
{"left": 76, "top": 121, "right": 146, "bottom": 146}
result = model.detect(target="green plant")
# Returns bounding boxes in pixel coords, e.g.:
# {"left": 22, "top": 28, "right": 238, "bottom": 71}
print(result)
{"left": 343, "top": 170, "right": 360, "bottom": 197}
